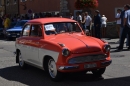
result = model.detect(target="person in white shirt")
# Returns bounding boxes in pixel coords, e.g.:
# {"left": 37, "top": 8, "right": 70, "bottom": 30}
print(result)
{"left": 85, "top": 12, "right": 92, "bottom": 33}
{"left": 81, "top": 12, "right": 92, "bottom": 35}
{"left": 76, "top": 11, "right": 82, "bottom": 26}
{"left": 101, "top": 15, "right": 107, "bottom": 38}
{"left": 115, "top": 9, "right": 122, "bottom": 42}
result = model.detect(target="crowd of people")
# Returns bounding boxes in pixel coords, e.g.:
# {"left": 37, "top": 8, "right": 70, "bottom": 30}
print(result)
{"left": 0, "top": 11, "right": 108, "bottom": 39}
{"left": 1, "top": 4, "right": 130, "bottom": 52}
{"left": 75, "top": 10, "right": 107, "bottom": 39}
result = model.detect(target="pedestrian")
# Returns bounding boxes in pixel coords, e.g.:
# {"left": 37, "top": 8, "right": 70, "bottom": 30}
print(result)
{"left": 83, "top": 12, "right": 92, "bottom": 35}
{"left": 3, "top": 15, "right": 11, "bottom": 39}
{"left": 0, "top": 16, "right": 4, "bottom": 29}
{"left": 118, "top": 6, "right": 129, "bottom": 48}
{"left": 81, "top": 12, "right": 86, "bottom": 30}
{"left": 82, "top": 12, "right": 92, "bottom": 36}
{"left": 94, "top": 10, "right": 102, "bottom": 39}
{"left": 116, "top": 4, "right": 130, "bottom": 51}
{"left": 69, "top": 13, "right": 74, "bottom": 20}
{"left": 115, "top": 9, "right": 122, "bottom": 43}
{"left": 76, "top": 11, "right": 82, "bottom": 27}
{"left": 101, "top": 15, "right": 107, "bottom": 38}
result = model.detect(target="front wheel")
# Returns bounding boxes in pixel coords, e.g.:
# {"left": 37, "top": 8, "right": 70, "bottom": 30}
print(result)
{"left": 18, "top": 51, "right": 27, "bottom": 69}
{"left": 47, "top": 58, "right": 63, "bottom": 82}
{"left": 92, "top": 68, "right": 106, "bottom": 76}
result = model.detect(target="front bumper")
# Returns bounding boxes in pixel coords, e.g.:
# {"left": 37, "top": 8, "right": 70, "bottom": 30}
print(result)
{"left": 6, "top": 33, "right": 20, "bottom": 38}
{"left": 57, "top": 60, "right": 112, "bottom": 72}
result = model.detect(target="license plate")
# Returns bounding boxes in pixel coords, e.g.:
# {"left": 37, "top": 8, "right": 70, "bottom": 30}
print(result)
{"left": 84, "top": 63, "right": 97, "bottom": 68}
{"left": 12, "top": 35, "right": 16, "bottom": 37}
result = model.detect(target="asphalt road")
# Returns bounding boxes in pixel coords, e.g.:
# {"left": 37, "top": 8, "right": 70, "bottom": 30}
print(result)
{"left": 0, "top": 38, "right": 130, "bottom": 86}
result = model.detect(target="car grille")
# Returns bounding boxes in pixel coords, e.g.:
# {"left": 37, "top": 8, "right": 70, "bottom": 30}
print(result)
{"left": 68, "top": 54, "right": 107, "bottom": 64}
{"left": 9, "top": 31, "right": 20, "bottom": 34}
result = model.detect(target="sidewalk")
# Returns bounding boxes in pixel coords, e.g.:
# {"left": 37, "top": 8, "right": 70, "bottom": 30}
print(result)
{"left": 102, "top": 38, "right": 119, "bottom": 43}
{"left": 102, "top": 38, "right": 128, "bottom": 49}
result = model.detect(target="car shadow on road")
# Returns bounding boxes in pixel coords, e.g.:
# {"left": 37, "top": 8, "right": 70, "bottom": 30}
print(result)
{"left": 0, "top": 65, "right": 130, "bottom": 86}
{"left": 0, "top": 37, "right": 16, "bottom": 41}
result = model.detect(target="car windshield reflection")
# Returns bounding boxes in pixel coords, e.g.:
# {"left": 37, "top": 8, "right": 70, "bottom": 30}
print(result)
{"left": 44, "top": 22, "right": 81, "bottom": 35}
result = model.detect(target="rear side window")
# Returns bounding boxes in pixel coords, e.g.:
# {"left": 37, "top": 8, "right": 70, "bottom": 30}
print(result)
{"left": 22, "top": 25, "right": 31, "bottom": 36}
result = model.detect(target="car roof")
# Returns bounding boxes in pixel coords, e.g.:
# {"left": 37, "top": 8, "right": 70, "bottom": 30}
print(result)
{"left": 27, "top": 17, "right": 77, "bottom": 24}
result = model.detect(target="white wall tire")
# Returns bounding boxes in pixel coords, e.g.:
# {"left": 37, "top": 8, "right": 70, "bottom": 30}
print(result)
{"left": 47, "top": 58, "right": 63, "bottom": 81}
{"left": 18, "top": 51, "right": 27, "bottom": 69}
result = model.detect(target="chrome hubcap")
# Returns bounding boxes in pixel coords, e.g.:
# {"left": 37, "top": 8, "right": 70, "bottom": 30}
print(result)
{"left": 19, "top": 52, "right": 24, "bottom": 67}
{"left": 48, "top": 59, "right": 57, "bottom": 78}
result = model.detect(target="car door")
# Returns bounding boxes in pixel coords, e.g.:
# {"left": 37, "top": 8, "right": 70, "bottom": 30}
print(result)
{"left": 19, "top": 24, "right": 31, "bottom": 61}
{"left": 26, "top": 24, "right": 42, "bottom": 66}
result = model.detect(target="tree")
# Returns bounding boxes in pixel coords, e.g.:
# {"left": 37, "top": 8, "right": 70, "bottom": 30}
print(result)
{"left": 75, "top": 0, "right": 99, "bottom": 9}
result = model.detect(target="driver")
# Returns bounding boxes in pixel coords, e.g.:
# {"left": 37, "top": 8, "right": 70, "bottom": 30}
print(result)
{"left": 57, "top": 23, "right": 68, "bottom": 33}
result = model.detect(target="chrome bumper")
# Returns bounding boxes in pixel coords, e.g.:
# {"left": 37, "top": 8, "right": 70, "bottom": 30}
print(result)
{"left": 101, "top": 60, "right": 112, "bottom": 66}
{"left": 59, "top": 66, "right": 79, "bottom": 70}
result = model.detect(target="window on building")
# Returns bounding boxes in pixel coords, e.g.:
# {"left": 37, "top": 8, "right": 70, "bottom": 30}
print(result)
{"left": 21, "top": 0, "right": 27, "bottom": 2}
{"left": 14, "top": 0, "right": 17, "bottom": 4}
{"left": 6, "top": 0, "right": 9, "bottom": 6}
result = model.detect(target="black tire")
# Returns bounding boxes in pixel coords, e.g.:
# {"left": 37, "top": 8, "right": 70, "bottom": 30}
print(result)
{"left": 17, "top": 51, "right": 27, "bottom": 69}
{"left": 46, "top": 58, "right": 63, "bottom": 82}
{"left": 92, "top": 68, "right": 106, "bottom": 77}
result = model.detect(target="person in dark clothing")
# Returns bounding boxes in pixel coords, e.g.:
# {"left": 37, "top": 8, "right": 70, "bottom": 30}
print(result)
{"left": 94, "top": 10, "right": 102, "bottom": 39}
{"left": 0, "top": 16, "right": 4, "bottom": 28}
{"left": 119, "top": 9, "right": 129, "bottom": 47}
{"left": 117, "top": 4, "right": 130, "bottom": 51}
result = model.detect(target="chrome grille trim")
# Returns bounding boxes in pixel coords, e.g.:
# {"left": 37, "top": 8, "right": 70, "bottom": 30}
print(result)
{"left": 68, "top": 54, "right": 107, "bottom": 64}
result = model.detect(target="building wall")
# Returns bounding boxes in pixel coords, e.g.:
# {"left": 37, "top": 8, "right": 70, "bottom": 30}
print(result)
{"left": 0, "top": 0, "right": 5, "bottom": 16}
{"left": 19, "top": 0, "right": 60, "bottom": 15}
{"left": 67, "top": 0, "right": 130, "bottom": 21}
{"left": 96, "top": 0, "right": 129, "bottom": 22}
{"left": 5, "top": 0, "right": 19, "bottom": 16}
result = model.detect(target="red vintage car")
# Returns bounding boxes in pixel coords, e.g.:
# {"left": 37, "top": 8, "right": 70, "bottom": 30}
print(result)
{"left": 15, "top": 17, "right": 111, "bottom": 81}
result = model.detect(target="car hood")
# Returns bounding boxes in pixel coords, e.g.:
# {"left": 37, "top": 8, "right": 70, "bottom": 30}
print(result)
{"left": 48, "top": 33, "right": 103, "bottom": 54}
{"left": 6, "top": 26, "right": 22, "bottom": 32}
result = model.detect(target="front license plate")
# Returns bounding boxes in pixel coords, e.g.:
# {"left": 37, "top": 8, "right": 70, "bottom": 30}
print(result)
{"left": 84, "top": 63, "right": 97, "bottom": 68}
{"left": 12, "top": 35, "right": 16, "bottom": 37}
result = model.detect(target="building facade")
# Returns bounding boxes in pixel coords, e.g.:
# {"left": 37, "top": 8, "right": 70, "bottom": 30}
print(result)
{"left": 19, "top": 0, "right": 60, "bottom": 16}
{"left": 5, "top": 0, "right": 19, "bottom": 16}
{"left": 68, "top": 0, "right": 130, "bottom": 21}
{"left": 0, "top": 0, "right": 5, "bottom": 16}
{"left": 2, "top": 0, "right": 129, "bottom": 21}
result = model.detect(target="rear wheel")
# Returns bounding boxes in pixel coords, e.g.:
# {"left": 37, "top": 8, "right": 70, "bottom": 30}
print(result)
{"left": 92, "top": 68, "right": 106, "bottom": 77}
{"left": 18, "top": 51, "right": 27, "bottom": 69}
{"left": 47, "top": 58, "right": 63, "bottom": 81}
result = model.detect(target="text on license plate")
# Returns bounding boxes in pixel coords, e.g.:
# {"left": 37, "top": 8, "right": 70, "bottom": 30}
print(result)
{"left": 84, "top": 63, "right": 97, "bottom": 68}
{"left": 12, "top": 35, "right": 16, "bottom": 37}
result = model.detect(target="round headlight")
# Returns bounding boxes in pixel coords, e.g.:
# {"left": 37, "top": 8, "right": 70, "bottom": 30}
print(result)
{"left": 104, "top": 44, "right": 111, "bottom": 52}
{"left": 62, "top": 48, "right": 70, "bottom": 57}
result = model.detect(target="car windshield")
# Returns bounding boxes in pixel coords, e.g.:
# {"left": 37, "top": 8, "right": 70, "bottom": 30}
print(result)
{"left": 15, "top": 21, "right": 27, "bottom": 27}
{"left": 44, "top": 22, "right": 82, "bottom": 35}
